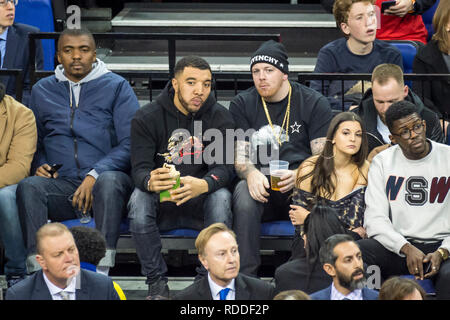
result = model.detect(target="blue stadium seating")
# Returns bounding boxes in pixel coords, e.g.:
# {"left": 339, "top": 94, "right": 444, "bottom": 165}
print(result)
{"left": 422, "top": 0, "right": 440, "bottom": 42}
{"left": 15, "top": 0, "right": 55, "bottom": 70}
{"left": 385, "top": 40, "right": 421, "bottom": 74}
{"left": 400, "top": 274, "right": 436, "bottom": 296}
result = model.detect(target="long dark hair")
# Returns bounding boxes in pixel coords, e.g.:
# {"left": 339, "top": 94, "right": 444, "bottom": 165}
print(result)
{"left": 296, "top": 112, "right": 368, "bottom": 199}
{"left": 303, "top": 203, "right": 347, "bottom": 268}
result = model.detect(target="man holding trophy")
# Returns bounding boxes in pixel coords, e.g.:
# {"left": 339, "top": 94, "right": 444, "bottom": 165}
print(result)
{"left": 128, "top": 56, "right": 235, "bottom": 300}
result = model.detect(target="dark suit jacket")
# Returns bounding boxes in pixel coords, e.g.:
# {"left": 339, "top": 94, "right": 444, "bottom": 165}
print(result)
{"left": 413, "top": 39, "right": 450, "bottom": 119}
{"left": 173, "top": 273, "right": 275, "bottom": 300}
{"left": 310, "top": 284, "right": 379, "bottom": 300}
{"left": 2, "top": 23, "right": 44, "bottom": 105}
{"left": 274, "top": 258, "right": 332, "bottom": 295}
{"left": 5, "top": 269, "right": 120, "bottom": 300}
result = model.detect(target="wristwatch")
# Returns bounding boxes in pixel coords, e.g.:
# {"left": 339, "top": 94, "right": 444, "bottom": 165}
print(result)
{"left": 437, "top": 248, "right": 449, "bottom": 261}
{"left": 408, "top": 0, "right": 416, "bottom": 13}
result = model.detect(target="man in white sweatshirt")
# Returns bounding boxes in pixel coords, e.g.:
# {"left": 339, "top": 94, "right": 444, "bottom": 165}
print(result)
{"left": 359, "top": 100, "right": 450, "bottom": 299}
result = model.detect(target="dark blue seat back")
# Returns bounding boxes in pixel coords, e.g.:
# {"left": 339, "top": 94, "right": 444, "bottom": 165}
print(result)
{"left": 15, "top": 0, "right": 55, "bottom": 70}
{"left": 61, "top": 219, "right": 294, "bottom": 238}
{"left": 385, "top": 40, "right": 419, "bottom": 74}
{"left": 422, "top": 0, "right": 440, "bottom": 42}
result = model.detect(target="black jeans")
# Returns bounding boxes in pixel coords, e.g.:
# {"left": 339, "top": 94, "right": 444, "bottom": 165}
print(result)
{"left": 232, "top": 180, "right": 291, "bottom": 276}
{"left": 358, "top": 238, "right": 450, "bottom": 299}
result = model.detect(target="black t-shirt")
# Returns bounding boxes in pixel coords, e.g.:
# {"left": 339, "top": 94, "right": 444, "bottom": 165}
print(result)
{"left": 229, "top": 81, "right": 332, "bottom": 171}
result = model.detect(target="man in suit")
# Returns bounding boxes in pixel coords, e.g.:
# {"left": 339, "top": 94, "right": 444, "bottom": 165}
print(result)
{"left": 173, "top": 223, "right": 274, "bottom": 300}
{"left": 0, "top": 0, "right": 44, "bottom": 105}
{"left": 5, "top": 222, "right": 119, "bottom": 300}
{"left": 310, "top": 234, "right": 378, "bottom": 300}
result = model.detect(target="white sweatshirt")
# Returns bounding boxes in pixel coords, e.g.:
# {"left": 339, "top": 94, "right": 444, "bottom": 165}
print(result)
{"left": 364, "top": 140, "right": 450, "bottom": 256}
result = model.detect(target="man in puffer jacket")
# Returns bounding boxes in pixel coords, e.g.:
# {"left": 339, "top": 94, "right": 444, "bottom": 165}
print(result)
{"left": 16, "top": 28, "right": 139, "bottom": 276}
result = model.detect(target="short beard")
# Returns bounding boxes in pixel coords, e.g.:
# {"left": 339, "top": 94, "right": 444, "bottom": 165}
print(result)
{"left": 336, "top": 268, "right": 366, "bottom": 292}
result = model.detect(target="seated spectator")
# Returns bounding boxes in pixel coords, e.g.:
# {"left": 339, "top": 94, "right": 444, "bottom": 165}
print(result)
{"left": 378, "top": 276, "right": 426, "bottom": 300}
{"left": 358, "top": 100, "right": 450, "bottom": 300}
{"left": 273, "top": 289, "right": 311, "bottom": 300}
{"left": 128, "top": 55, "right": 234, "bottom": 299}
{"left": 321, "top": 0, "right": 435, "bottom": 44}
{"left": 274, "top": 204, "right": 346, "bottom": 295}
{"left": 376, "top": 0, "right": 435, "bottom": 44}
{"left": 6, "top": 223, "right": 119, "bottom": 300}
{"left": 70, "top": 226, "right": 126, "bottom": 300}
{"left": 0, "top": 82, "right": 36, "bottom": 288}
{"left": 290, "top": 112, "right": 370, "bottom": 253}
{"left": 16, "top": 28, "right": 138, "bottom": 278}
{"left": 173, "top": 223, "right": 274, "bottom": 300}
{"left": 230, "top": 40, "right": 332, "bottom": 277}
{"left": 353, "top": 63, "right": 444, "bottom": 159}
{"left": 413, "top": 0, "right": 450, "bottom": 120}
{"left": 0, "top": 0, "right": 44, "bottom": 105}
{"left": 310, "top": 234, "right": 379, "bottom": 300}
{"left": 312, "top": 0, "right": 403, "bottom": 111}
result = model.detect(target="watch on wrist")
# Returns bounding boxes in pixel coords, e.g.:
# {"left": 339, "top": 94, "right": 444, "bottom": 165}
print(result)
{"left": 408, "top": 0, "right": 416, "bottom": 14}
{"left": 437, "top": 248, "right": 449, "bottom": 261}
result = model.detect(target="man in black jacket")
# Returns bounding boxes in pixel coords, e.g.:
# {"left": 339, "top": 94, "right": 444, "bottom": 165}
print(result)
{"left": 352, "top": 63, "right": 444, "bottom": 160}
{"left": 128, "top": 56, "right": 235, "bottom": 299}
{"left": 173, "top": 223, "right": 274, "bottom": 300}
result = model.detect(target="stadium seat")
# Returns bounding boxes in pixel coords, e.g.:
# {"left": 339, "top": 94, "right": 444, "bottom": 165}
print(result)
{"left": 422, "top": 0, "right": 440, "bottom": 42}
{"left": 15, "top": 0, "right": 55, "bottom": 70}
{"left": 400, "top": 275, "right": 436, "bottom": 296}
{"left": 385, "top": 40, "right": 422, "bottom": 74}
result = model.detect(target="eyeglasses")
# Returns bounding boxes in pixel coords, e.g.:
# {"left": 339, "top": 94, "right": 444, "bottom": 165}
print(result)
{"left": 393, "top": 121, "right": 424, "bottom": 140}
{"left": 0, "top": 0, "right": 17, "bottom": 7}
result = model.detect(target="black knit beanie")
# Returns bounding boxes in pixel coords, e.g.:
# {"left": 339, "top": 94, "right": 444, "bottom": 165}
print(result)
{"left": 250, "top": 40, "right": 289, "bottom": 74}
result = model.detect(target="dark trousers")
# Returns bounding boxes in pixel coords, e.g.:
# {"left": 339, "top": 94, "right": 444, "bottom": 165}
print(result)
{"left": 358, "top": 238, "right": 450, "bottom": 299}
{"left": 127, "top": 187, "right": 233, "bottom": 284}
{"left": 16, "top": 171, "right": 133, "bottom": 255}
{"left": 232, "top": 180, "right": 291, "bottom": 277}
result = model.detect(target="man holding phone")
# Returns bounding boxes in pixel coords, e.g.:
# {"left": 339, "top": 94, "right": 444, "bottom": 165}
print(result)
{"left": 16, "top": 28, "right": 139, "bottom": 276}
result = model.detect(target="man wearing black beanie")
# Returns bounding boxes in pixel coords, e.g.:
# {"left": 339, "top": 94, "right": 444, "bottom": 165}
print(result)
{"left": 229, "top": 40, "right": 333, "bottom": 277}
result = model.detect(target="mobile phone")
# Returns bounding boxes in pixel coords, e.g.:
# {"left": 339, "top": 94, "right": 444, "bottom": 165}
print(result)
{"left": 381, "top": 0, "right": 397, "bottom": 13}
{"left": 424, "top": 261, "right": 432, "bottom": 273}
{"left": 48, "top": 163, "right": 63, "bottom": 177}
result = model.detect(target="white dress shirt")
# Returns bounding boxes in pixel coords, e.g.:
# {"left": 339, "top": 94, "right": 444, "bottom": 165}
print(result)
{"left": 43, "top": 272, "right": 77, "bottom": 300}
{"left": 207, "top": 273, "right": 236, "bottom": 300}
{"left": 376, "top": 115, "right": 392, "bottom": 144}
{"left": 330, "top": 282, "right": 363, "bottom": 300}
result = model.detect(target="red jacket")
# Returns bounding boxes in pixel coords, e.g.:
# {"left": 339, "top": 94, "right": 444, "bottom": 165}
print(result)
{"left": 375, "top": 0, "right": 428, "bottom": 44}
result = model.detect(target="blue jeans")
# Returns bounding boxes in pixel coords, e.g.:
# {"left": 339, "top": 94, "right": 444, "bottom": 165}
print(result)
{"left": 0, "top": 184, "right": 27, "bottom": 277}
{"left": 128, "top": 187, "right": 232, "bottom": 283}
{"left": 16, "top": 171, "right": 133, "bottom": 258}
{"left": 232, "top": 180, "right": 291, "bottom": 276}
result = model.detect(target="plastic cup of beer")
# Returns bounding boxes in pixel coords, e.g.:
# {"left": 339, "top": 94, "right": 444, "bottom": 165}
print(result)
{"left": 269, "top": 160, "right": 289, "bottom": 191}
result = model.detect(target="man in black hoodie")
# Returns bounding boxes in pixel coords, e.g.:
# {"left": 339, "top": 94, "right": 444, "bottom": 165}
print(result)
{"left": 128, "top": 56, "right": 235, "bottom": 299}
{"left": 352, "top": 63, "right": 444, "bottom": 160}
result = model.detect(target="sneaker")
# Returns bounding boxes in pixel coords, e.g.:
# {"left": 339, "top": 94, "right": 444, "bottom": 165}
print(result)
{"left": 146, "top": 277, "right": 169, "bottom": 300}
{"left": 6, "top": 275, "right": 26, "bottom": 288}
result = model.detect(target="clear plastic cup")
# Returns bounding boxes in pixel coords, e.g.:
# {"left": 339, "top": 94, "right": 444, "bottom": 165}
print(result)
{"left": 269, "top": 160, "right": 289, "bottom": 191}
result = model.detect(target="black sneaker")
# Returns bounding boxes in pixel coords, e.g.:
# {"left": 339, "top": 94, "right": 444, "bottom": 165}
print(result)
{"left": 6, "top": 275, "right": 26, "bottom": 288}
{"left": 146, "top": 277, "right": 169, "bottom": 300}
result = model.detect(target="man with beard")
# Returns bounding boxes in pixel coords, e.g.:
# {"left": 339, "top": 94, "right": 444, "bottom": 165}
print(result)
{"left": 359, "top": 101, "right": 450, "bottom": 300}
{"left": 128, "top": 56, "right": 235, "bottom": 299}
{"left": 230, "top": 40, "right": 332, "bottom": 277}
{"left": 310, "top": 234, "right": 378, "bottom": 300}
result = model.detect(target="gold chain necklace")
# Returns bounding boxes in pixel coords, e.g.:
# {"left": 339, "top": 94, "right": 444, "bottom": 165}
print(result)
{"left": 261, "top": 83, "right": 292, "bottom": 146}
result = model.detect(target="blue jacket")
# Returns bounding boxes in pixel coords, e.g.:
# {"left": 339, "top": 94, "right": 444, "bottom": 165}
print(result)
{"left": 30, "top": 60, "right": 139, "bottom": 181}
{"left": 310, "top": 285, "right": 379, "bottom": 300}
{"left": 1, "top": 23, "right": 44, "bottom": 105}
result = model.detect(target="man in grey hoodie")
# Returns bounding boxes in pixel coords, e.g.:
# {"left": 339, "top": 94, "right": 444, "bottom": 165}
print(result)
{"left": 16, "top": 28, "right": 139, "bottom": 277}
